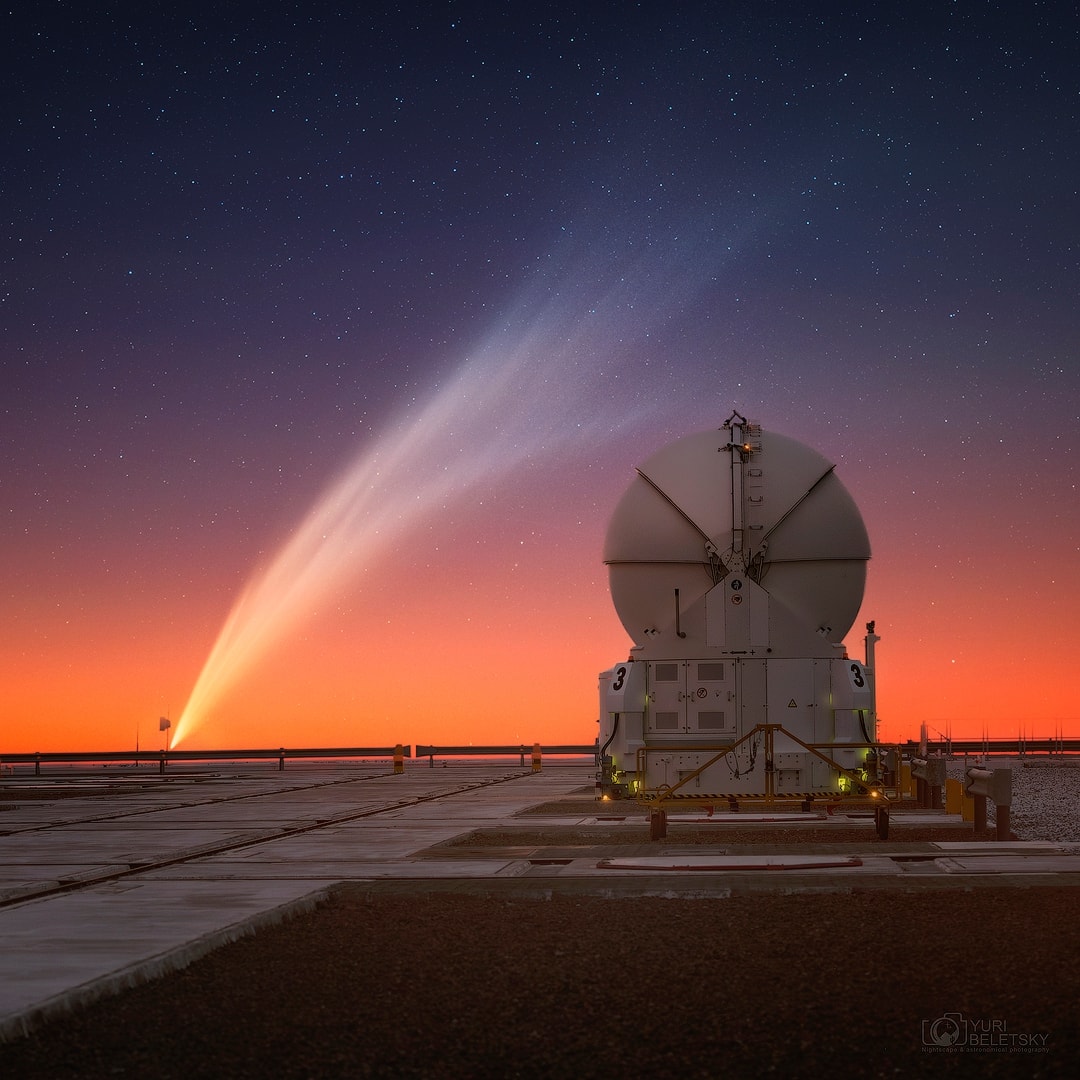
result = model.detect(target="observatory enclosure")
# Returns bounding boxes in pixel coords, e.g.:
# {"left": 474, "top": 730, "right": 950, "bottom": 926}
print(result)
{"left": 597, "top": 413, "right": 881, "bottom": 800}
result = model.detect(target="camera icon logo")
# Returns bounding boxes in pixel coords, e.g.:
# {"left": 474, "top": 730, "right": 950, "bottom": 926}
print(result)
{"left": 922, "top": 1013, "right": 964, "bottom": 1046}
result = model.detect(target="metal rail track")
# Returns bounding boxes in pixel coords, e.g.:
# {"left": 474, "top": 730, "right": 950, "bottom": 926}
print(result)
{"left": 0, "top": 770, "right": 527, "bottom": 910}
{"left": 0, "top": 769, "right": 396, "bottom": 836}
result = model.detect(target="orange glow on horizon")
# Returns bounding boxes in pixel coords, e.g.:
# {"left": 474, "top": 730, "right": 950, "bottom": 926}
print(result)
{"left": 3, "top": 428, "right": 1079, "bottom": 754}
{"left": 3, "top": 523, "right": 1079, "bottom": 753}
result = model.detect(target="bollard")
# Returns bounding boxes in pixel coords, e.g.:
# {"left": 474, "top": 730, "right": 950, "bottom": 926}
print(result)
{"left": 394, "top": 744, "right": 404, "bottom": 774}
{"left": 911, "top": 757, "right": 945, "bottom": 809}
{"left": 35, "top": 753, "right": 41, "bottom": 777}
{"left": 531, "top": 742, "right": 542, "bottom": 773}
{"left": 519, "top": 744, "right": 526, "bottom": 767}
{"left": 882, "top": 748, "right": 898, "bottom": 789}
{"left": 158, "top": 750, "right": 166, "bottom": 775}
{"left": 911, "top": 759, "right": 926, "bottom": 806}
{"left": 931, "top": 768, "right": 944, "bottom": 809}
{"left": 973, "top": 788, "right": 988, "bottom": 832}
{"left": 650, "top": 809, "right": 667, "bottom": 840}
{"left": 278, "top": 748, "right": 285, "bottom": 771}
{"left": 874, "top": 805, "right": 889, "bottom": 840}
{"left": 965, "top": 766, "right": 1013, "bottom": 840}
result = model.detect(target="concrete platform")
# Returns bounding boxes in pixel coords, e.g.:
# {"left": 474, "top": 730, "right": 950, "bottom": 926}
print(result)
{"left": 1, "top": 761, "right": 1077, "bottom": 1041}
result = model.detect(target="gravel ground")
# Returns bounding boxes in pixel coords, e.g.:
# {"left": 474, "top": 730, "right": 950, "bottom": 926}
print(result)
{"left": 946, "top": 758, "right": 1080, "bottom": 842}
{"left": 1, "top": 886, "right": 1076, "bottom": 1079}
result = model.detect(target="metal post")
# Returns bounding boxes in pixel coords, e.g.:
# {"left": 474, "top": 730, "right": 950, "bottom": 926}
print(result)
{"left": 763, "top": 725, "right": 774, "bottom": 803}
{"left": 278, "top": 748, "right": 285, "bottom": 771}
{"left": 394, "top": 744, "right": 404, "bottom": 774}
{"left": 900, "top": 762, "right": 913, "bottom": 799}
{"left": 35, "top": 753, "right": 41, "bottom": 777}
{"left": 531, "top": 743, "right": 542, "bottom": 773}
{"left": 973, "top": 792, "right": 987, "bottom": 832}
{"left": 966, "top": 766, "right": 1010, "bottom": 839}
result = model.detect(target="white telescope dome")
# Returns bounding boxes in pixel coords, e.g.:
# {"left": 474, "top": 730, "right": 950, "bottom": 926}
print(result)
{"left": 604, "top": 423, "right": 870, "bottom": 651}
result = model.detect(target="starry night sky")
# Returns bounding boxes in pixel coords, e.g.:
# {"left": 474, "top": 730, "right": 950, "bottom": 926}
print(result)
{"left": 3, "top": 3, "right": 1078, "bottom": 750}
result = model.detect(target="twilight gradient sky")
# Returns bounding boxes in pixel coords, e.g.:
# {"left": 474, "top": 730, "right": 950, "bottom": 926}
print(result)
{"left": 3, "top": 3, "right": 1078, "bottom": 752}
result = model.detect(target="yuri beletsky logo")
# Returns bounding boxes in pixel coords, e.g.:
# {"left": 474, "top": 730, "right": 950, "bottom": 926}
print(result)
{"left": 922, "top": 1012, "right": 1050, "bottom": 1053}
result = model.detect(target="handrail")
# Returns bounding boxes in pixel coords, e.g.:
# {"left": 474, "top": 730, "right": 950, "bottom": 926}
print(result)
{"left": 0, "top": 747, "right": 410, "bottom": 763}
{"left": 0, "top": 747, "right": 411, "bottom": 776}
{"left": 905, "top": 738, "right": 1078, "bottom": 755}
{"left": 0, "top": 744, "right": 601, "bottom": 776}
{"left": 416, "top": 743, "right": 595, "bottom": 767}
{"left": 635, "top": 724, "right": 891, "bottom": 805}
{"left": 415, "top": 744, "right": 595, "bottom": 757}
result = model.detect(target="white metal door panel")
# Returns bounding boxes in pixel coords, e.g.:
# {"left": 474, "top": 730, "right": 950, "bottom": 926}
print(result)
{"left": 647, "top": 661, "right": 684, "bottom": 734}
{"left": 685, "top": 659, "right": 737, "bottom": 736}
{"left": 766, "top": 658, "right": 816, "bottom": 752}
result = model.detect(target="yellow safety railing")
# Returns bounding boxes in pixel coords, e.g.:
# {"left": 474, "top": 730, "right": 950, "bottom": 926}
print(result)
{"left": 634, "top": 724, "right": 895, "bottom": 812}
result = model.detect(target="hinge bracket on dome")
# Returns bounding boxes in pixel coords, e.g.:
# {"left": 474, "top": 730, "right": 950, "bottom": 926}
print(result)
{"left": 704, "top": 539, "right": 725, "bottom": 585}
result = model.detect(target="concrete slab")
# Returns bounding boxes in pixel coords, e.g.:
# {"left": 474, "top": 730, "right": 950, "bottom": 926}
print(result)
{"left": 937, "top": 855, "right": 1080, "bottom": 874}
{"left": 596, "top": 854, "right": 873, "bottom": 872}
{"left": 0, "top": 764, "right": 590, "bottom": 1040}
{"left": 932, "top": 840, "right": 1063, "bottom": 851}
{"left": 0, "top": 881, "right": 338, "bottom": 1041}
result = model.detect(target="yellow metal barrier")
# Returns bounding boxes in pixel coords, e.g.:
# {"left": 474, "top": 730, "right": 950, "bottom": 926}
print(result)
{"left": 531, "top": 743, "right": 542, "bottom": 773}
{"left": 900, "top": 763, "right": 913, "bottom": 798}
{"left": 633, "top": 724, "right": 893, "bottom": 838}
{"left": 394, "top": 744, "right": 405, "bottom": 774}
{"left": 945, "top": 776, "right": 963, "bottom": 814}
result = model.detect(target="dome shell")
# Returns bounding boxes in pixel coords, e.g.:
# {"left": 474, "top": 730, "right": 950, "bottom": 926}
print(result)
{"left": 604, "top": 425, "right": 870, "bottom": 648}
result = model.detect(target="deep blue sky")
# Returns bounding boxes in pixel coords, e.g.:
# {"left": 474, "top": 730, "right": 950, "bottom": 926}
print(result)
{"left": 3, "top": 3, "right": 1078, "bottom": 746}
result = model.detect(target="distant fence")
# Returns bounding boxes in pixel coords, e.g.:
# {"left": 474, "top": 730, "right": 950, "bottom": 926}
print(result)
{"left": 0, "top": 744, "right": 602, "bottom": 776}
{"left": 905, "top": 738, "right": 1078, "bottom": 756}
{"left": 0, "top": 747, "right": 410, "bottom": 776}
{"left": 415, "top": 744, "right": 597, "bottom": 767}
